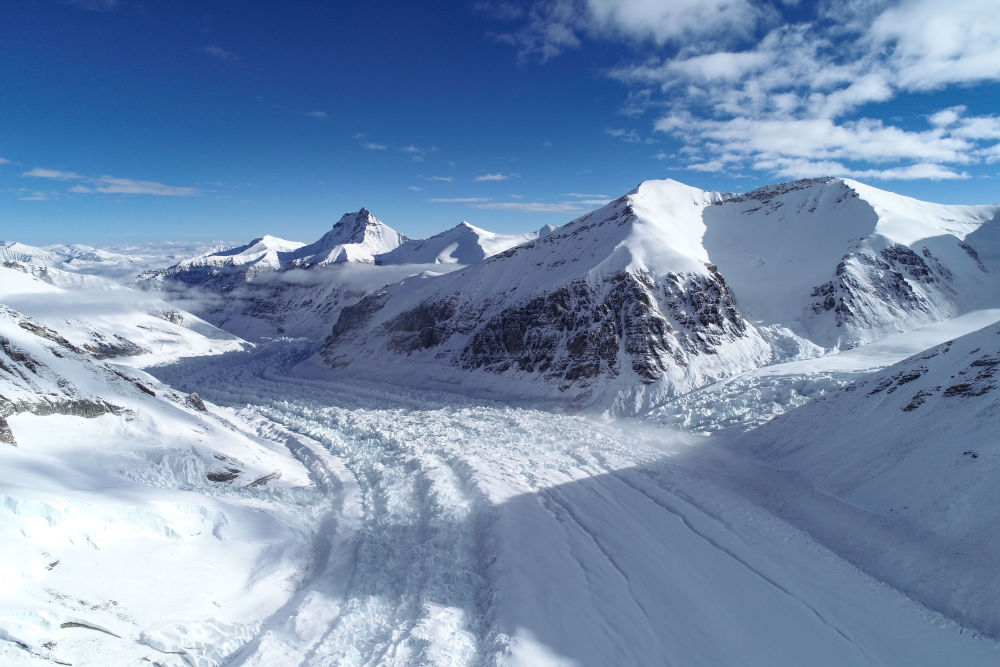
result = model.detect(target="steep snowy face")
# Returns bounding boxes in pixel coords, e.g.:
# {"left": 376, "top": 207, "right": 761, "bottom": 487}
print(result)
{"left": 734, "top": 319, "right": 1000, "bottom": 636}
{"left": 378, "top": 221, "right": 538, "bottom": 265}
{"left": 320, "top": 180, "right": 771, "bottom": 413}
{"left": 0, "top": 264, "right": 246, "bottom": 366}
{"left": 703, "top": 177, "right": 1000, "bottom": 348}
{"left": 286, "top": 208, "right": 408, "bottom": 267}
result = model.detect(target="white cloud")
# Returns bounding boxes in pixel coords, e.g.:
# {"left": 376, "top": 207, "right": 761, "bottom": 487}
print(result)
{"left": 17, "top": 191, "right": 52, "bottom": 201}
{"left": 363, "top": 142, "right": 388, "bottom": 150}
{"left": 869, "top": 0, "right": 1000, "bottom": 91}
{"left": 574, "top": 1, "right": 1000, "bottom": 182}
{"left": 495, "top": 0, "right": 767, "bottom": 61}
{"left": 23, "top": 166, "right": 201, "bottom": 196}
{"left": 429, "top": 197, "right": 493, "bottom": 203}
{"left": 744, "top": 157, "right": 969, "bottom": 181}
{"left": 22, "top": 167, "right": 84, "bottom": 180}
{"left": 426, "top": 176, "right": 455, "bottom": 182}
{"left": 306, "top": 110, "right": 328, "bottom": 119}
{"left": 473, "top": 201, "right": 589, "bottom": 214}
{"left": 0, "top": 157, "right": 10, "bottom": 165}
{"left": 605, "top": 128, "right": 654, "bottom": 143}
{"left": 408, "top": 185, "right": 422, "bottom": 191}
{"left": 474, "top": 172, "right": 518, "bottom": 181}
{"left": 203, "top": 45, "right": 239, "bottom": 61}
{"left": 562, "top": 192, "right": 609, "bottom": 198}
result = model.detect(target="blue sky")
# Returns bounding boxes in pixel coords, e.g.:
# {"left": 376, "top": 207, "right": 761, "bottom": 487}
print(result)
{"left": 2, "top": 0, "right": 999, "bottom": 244}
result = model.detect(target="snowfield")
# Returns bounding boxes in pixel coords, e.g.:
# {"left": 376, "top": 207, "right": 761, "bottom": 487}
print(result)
{"left": 3, "top": 176, "right": 1000, "bottom": 665}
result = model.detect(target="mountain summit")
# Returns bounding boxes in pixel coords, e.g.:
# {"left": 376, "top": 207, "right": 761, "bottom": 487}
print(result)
{"left": 286, "top": 208, "right": 408, "bottom": 267}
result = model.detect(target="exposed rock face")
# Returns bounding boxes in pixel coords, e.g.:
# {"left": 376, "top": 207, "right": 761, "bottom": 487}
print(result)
{"left": 454, "top": 269, "right": 749, "bottom": 388}
{"left": 806, "top": 242, "right": 974, "bottom": 345}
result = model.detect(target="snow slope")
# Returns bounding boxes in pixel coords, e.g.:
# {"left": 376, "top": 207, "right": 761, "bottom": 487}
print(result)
{"left": 0, "top": 264, "right": 246, "bottom": 366}
{"left": 142, "top": 342, "right": 1000, "bottom": 666}
{"left": 646, "top": 308, "right": 1000, "bottom": 433}
{"left": 321, "top": 179, "right": 772, "bottom": 413}
{"left": 719, "top": 318, "right": 1000, "bottom": 638}
{"left": 285, "top": 208, "right": 407, "bottom": 267}
{"left": 0, "top": 294, "right": 322, "bottom": 665}
{"left": 704, "top": 178, "right": 1000, "bottom": 346}
{"left": 377, "top": 221, "right": 538, "bottom": 265}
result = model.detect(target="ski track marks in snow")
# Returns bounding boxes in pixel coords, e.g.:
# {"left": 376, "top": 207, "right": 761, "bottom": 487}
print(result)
{"left": 147, "top": 346, "right": 1000, "bottom": 666}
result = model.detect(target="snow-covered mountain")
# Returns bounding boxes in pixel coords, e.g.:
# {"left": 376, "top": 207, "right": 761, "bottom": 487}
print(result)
{"left": 147, "top": 211, "right": 555, "bottom": 340}
{"left": 0, "top": 272, "right": 319, "bottom": 663}
{"left": 726, "top": 318, "right": 1000, "bottom": 638}
{"left": 163, "top": 234, "right": 306, "bottom": 287}
{"left": 320, "top": 180, "right": 774, "bottom": 412}
{"left": 0, "top": 263, "right": 247, "bottom": 366}
{"left": 286, "top": 208, "right": 408, "bottom": 267}
{"left": 318, "top": 177, "right": 1000, "bottom": 412}
{"left": 6, "top": 176, "right": 1000, "bottom": 664}
{"left": 146, "top": 208, "right": 405, "bottom": 290}
{"left": 703, "top": 177, "right": 999, "bottom": 347}
{"left": 377, "top": 221, "right": 538, "bottom": 265}
{"left": 1, "top": 240, "right": 141, "bottom": 276}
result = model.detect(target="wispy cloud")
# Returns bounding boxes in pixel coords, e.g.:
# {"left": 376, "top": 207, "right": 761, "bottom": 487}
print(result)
{"left": 363, "top": 142, "right": 388, "bottom": 150}
{"left": 474, "top": 172, "right": 519, "bottom": 181}
{"left": 473, "top": 201, "right": 588, "bottom": 214}
{"left": 0, "top": 157, "right": 11, "bottom": 165}
{"left": 429, "top": 197, "right": 492, "bottom": 203}
{"left": 22, "top": 167, "right": 83, "bottom": 180}
{"left": 408, "top": 185, "right": 422, "bottom": 191}
{"left": 203, "top": 45, "right": 239, "bottom": 61}
{"left": 426, "top": 176, "right": 455, "bottom": 182}
{"left": 401, "top": 144, "right": 438, "bottom": 162}
{"left": 605, "top": 128, "right": 655, "bottom": 144}
{"left": 306, "top": 110, "right": 328, "bottom": 119}
{"left": 23, "top": 166, "right": 202, "bottom": 196}
{"left": 562, "top": 192, "right": 609, "bottom": 199}
{"left": 488, "top": 0, "right": 763, "bottom": 62}
{"left": 16, "top": 190, "right": 53, "bottom": 201}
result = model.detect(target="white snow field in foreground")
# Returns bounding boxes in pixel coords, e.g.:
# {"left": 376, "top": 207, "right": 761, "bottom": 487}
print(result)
{"left": 1, "top": 271, "right": 999, "bottom": 664}
{"left": 131, "top": 344, "right": 1000, "bottom": 666}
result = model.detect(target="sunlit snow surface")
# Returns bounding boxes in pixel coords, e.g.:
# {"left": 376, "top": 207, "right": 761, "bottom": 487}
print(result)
{"left": 11, "top": 342, "right": 972, "bottom": 666}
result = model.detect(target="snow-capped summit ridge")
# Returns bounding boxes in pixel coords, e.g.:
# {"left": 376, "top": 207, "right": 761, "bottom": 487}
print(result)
{"left": 286, "top": 208, "right": 408, "bottom": 266}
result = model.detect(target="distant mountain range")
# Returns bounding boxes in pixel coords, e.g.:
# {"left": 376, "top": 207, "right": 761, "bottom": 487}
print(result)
{"left": 8, "top": 176, "right": 999, "bottom": 411}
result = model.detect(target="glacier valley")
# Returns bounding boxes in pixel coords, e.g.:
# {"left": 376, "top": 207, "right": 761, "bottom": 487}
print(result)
{"left": 2, "top": 177, "right": 1000, "bottom": 666}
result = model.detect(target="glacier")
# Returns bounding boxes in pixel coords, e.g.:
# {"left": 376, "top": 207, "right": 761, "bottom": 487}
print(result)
{"left": 2, "top": 176, "right": 1000, "bottom": 665}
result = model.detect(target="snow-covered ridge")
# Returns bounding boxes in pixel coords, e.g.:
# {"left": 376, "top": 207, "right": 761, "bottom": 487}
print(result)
{"left": 704, "top": 177, "right": 1000, "bottom": 346}
{"left": 285, "top": 207, "right": 408, "bottom": 267}
{"left": 729, "top": 318, "right": 1000, "bottom": 638}
{"left": 377, "top": 221, "right": 539, "bottom": 265}
{"left": 317, "top": 176, "right": 1000, "bottom": 412}
{"left": 318, "top": 180, "right": 771, "bottom": 413}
